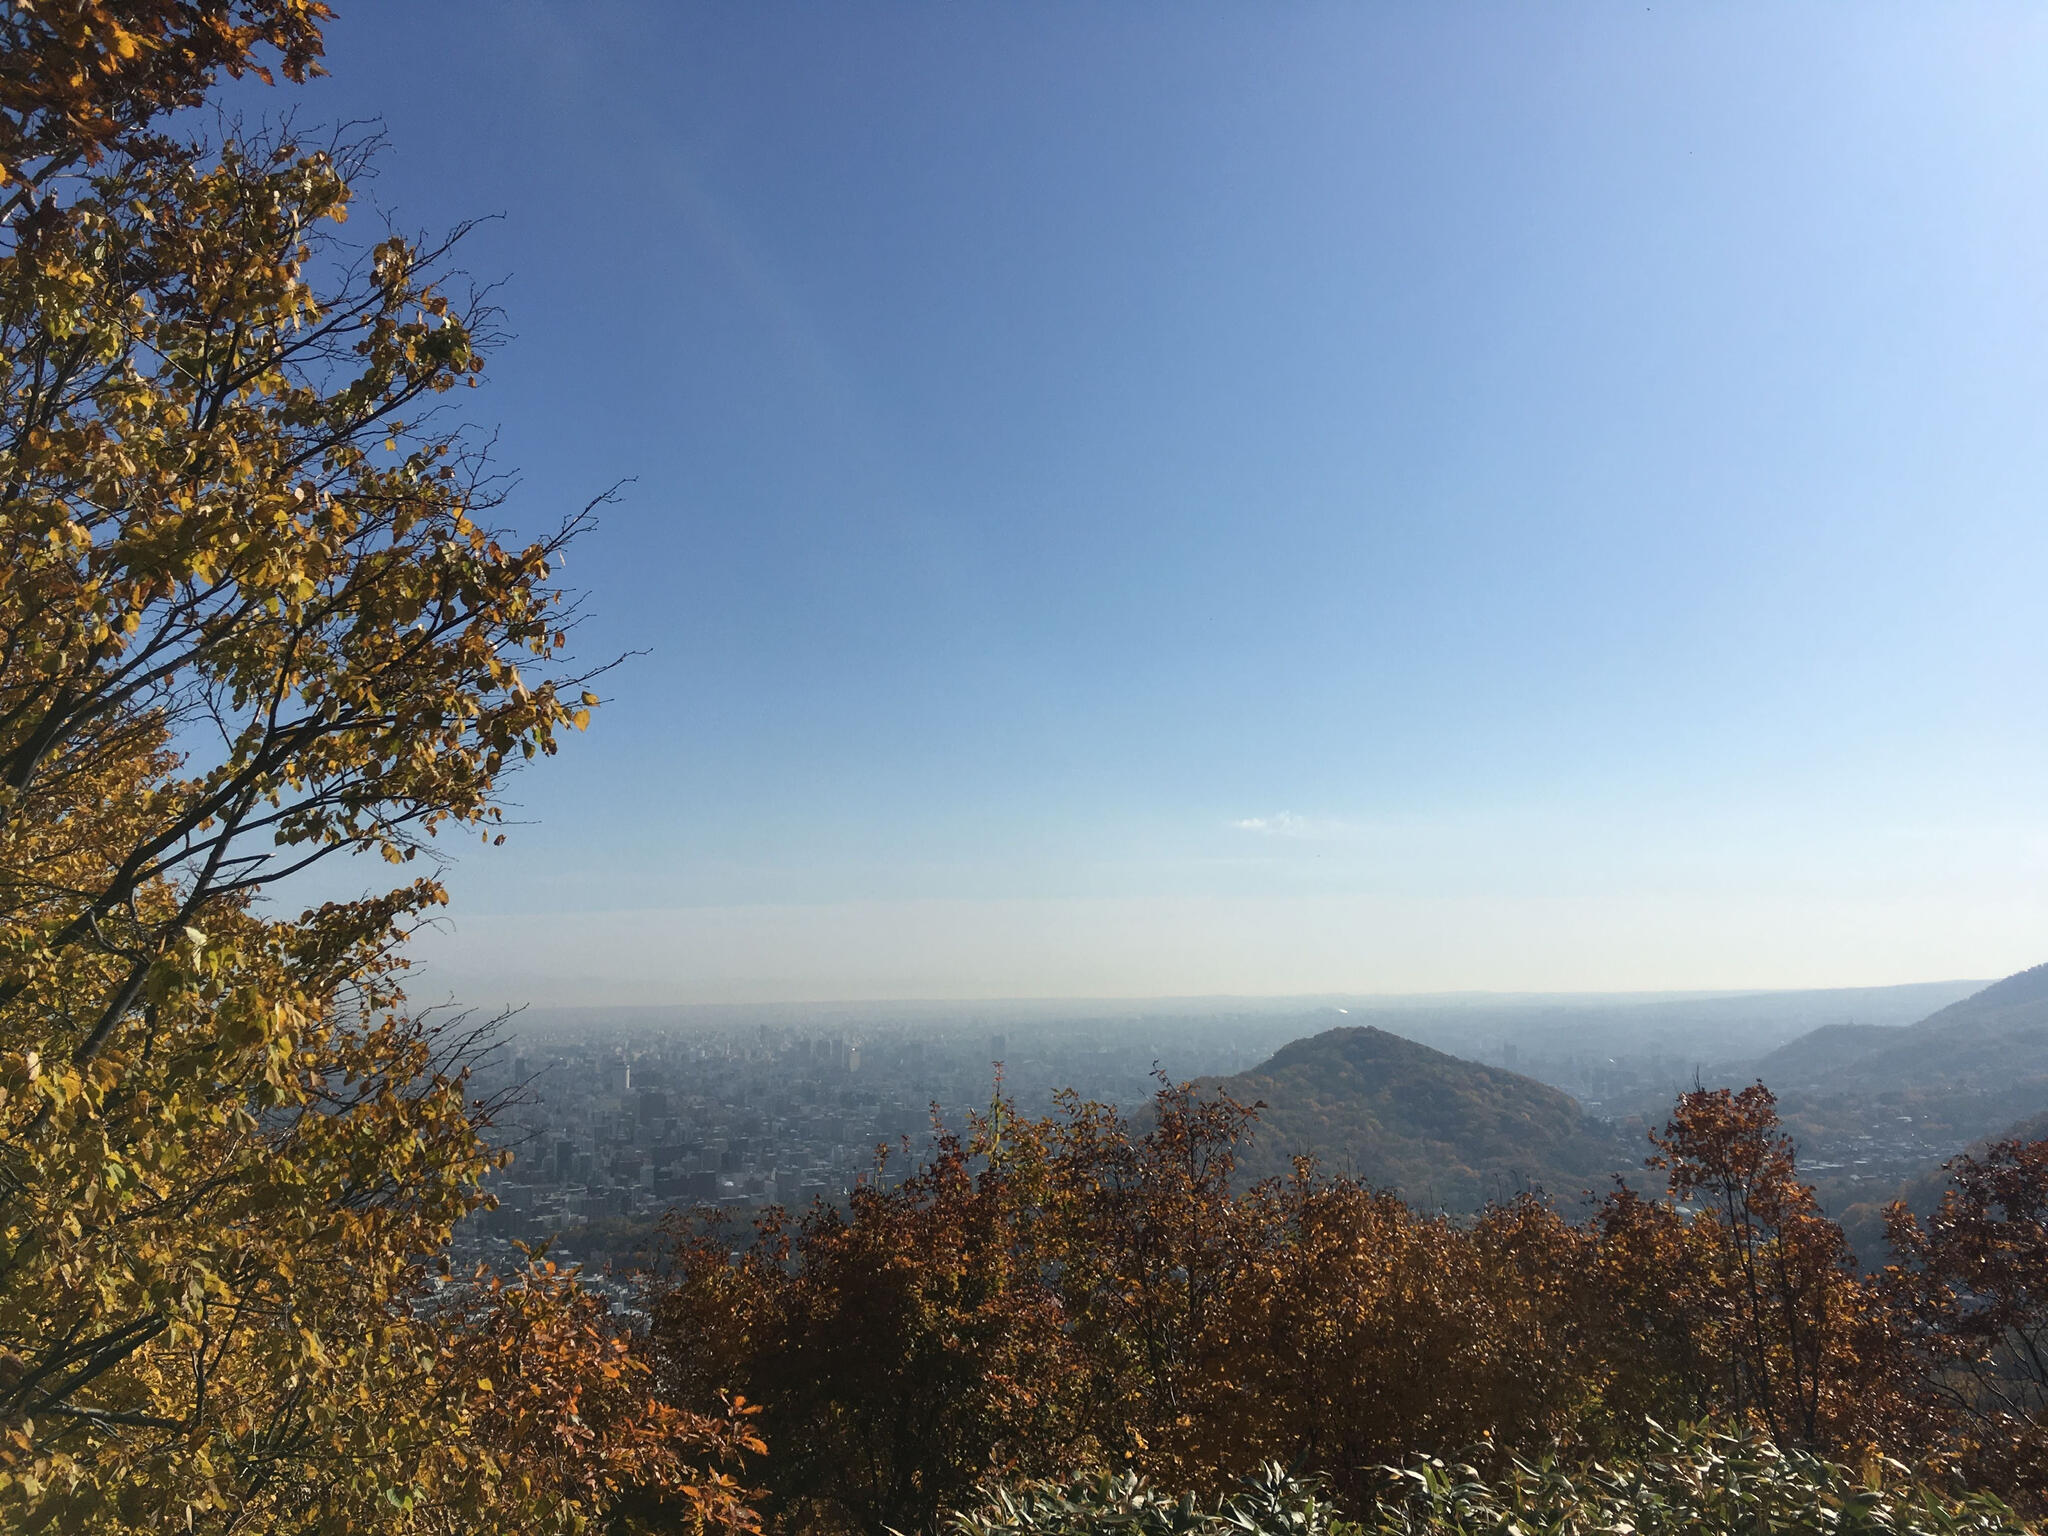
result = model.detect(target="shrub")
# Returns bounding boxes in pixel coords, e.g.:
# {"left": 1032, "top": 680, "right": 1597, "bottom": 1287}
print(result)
{"left": 943, "top": 1427, "right": 2038, "bottom": 1536}
{"left": 1365, "top": 1424, "right": 2030, "bottom": 1536}
{"left": 942, "top": 1462, "right": 1342, "bottom": 1536}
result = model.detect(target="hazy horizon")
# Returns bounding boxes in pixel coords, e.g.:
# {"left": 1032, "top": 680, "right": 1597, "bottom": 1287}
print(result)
{"left": 406, "top": 894, "right": 2016, "bottom": 1010}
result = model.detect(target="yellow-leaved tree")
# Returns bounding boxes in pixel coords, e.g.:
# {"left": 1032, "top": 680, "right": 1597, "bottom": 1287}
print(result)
{"left": 0, "top": 4, "right": 757, "bottom": 1531}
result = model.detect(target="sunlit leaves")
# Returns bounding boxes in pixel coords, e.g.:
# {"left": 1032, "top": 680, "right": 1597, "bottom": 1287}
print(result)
{"left": 653, "top": 1078, "right": 2048, "bottom": 1527}
{"left": 0, "top": 8, "right": 739, "bottom": 1535}
{"left": 1885, "top": 1137, "right": 2048, "bottom": 1494}
{"left": 0, "top": 3, "right": 332, "bottom": 191}
{"left": 951, "top": 1431, "right": 2035, "bottom": 1536}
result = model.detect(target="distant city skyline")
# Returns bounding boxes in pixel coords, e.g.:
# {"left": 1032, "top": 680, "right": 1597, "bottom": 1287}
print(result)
{"left": 286, "top": 3, "right": 2048, "bottom": 1004}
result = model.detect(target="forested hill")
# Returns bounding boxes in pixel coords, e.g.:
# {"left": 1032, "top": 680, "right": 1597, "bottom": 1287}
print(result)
{"left": 1755, "top": 959, "right": 2048, "bottom": 1095}
{"left": 1203, "top": 1026, "right": 1630, "bottom": 1212}
{"left": 1750, "top": 1022, "right": 1913, "bottom": 1088}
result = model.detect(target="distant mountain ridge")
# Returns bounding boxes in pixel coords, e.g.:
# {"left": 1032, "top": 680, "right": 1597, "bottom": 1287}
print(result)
{"left": 1204, "top": 1026, "right": 1630, "bottom": 1213}
{"left": 1751, "top": 1023, "right": 1910, "bottom": 1090}
{"left": 1751, "top": 962, "right": 2048, "bottom": 1233}
{"left": 1758, "top": 961, "right": 2048, "bottom": 1097}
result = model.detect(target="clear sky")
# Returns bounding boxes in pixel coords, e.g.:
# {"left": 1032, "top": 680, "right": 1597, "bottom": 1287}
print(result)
{"left": 273, "top": 2, "right": 2048, "bottom": 1004}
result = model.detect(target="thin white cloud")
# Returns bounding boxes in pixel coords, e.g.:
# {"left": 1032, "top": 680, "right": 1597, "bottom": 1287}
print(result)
{"left": 1231, "top": 811, "right": 1348, "bottom": 839}
{"left": 1232, "top": 811, "right": 1300, "bottom": 834}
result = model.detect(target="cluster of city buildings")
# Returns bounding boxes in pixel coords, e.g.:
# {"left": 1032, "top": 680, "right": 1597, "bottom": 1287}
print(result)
{"left": 451, "top": 1014, "right": 1282, "bottom": 1273}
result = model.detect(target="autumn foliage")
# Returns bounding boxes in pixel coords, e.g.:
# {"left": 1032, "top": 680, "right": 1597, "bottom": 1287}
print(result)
{"left": 0, "top": 4, "right": 746, "bottom": 1532}
{"left": 5, "top": 9, "right": 2048, "bottom": 1535}
{"left": 650, "top": 1079, "right": 2048, "bottom": 1534}
{"left": 1887, "top": 1135, "right": 2048, "bottom": 1497}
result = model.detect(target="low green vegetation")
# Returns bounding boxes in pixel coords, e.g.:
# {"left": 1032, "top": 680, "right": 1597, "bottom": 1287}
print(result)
{"left": 947, "top": 1427, "right": 2036, "bottom": 1536}
{"left": 945, "top": 1463, "right": 1344, "bottom": 1536}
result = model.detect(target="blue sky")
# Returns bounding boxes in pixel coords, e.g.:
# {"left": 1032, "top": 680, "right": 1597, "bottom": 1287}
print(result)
{"left": 278, "top": 3, "right": 2048, "bottom": 1002}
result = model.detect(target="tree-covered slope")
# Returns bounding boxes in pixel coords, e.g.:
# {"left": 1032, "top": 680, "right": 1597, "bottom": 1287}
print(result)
{"left": 1203, "top": 1026, "right": 1628, "bottom": 1211}
{"left": 1751, "top": 1022, "right": 1910, "bottom": 1089}
{"left": 1766, "top": 962, "right": 2048, "bottom": 1097}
